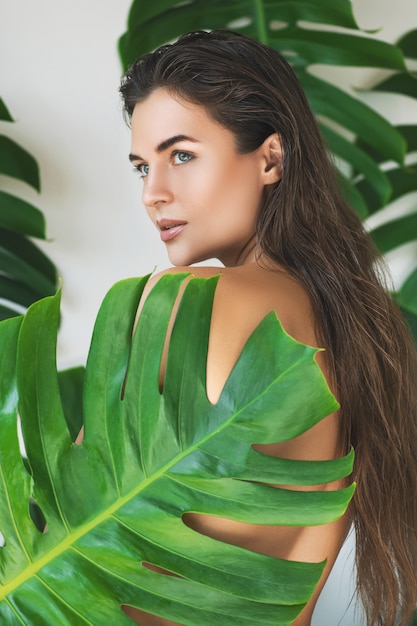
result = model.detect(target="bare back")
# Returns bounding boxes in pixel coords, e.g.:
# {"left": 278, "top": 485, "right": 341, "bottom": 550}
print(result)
{"left": 124, "top": 262, "right": 350, "bottom": 626}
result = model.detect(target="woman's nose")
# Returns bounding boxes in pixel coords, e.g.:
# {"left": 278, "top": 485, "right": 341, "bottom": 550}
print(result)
{"left": 141, "top": 166, "right": 173, "bottom": 207}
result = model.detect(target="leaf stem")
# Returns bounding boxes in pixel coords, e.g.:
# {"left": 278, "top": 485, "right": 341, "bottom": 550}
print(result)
{"left": 254, "top": 0, "right": 268, "bottom": 44}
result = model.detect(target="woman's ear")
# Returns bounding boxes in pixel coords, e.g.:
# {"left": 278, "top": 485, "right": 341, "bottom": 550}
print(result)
{"left": 260, "top": 133, "right": 283, "bottom": 184}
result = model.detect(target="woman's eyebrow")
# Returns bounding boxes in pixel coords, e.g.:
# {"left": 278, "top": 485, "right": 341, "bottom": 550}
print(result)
{"left": 129, "top": 134, "right": 199, "bottom": 162}
{"left": 156, "top": 134, "right": 198, "bottom": 152}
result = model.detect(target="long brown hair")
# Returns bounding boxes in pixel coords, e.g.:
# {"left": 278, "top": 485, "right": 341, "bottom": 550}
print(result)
{"left": 120, "top": 30, "right": 417, "bottom": 625}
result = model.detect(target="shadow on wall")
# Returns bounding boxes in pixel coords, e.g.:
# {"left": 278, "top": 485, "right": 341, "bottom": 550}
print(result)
{"left": 312, "top": 528, "right": 366, "bottom": 625}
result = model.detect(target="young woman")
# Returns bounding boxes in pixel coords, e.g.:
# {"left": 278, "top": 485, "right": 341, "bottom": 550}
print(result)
{"left": 119, "top": 30, "right": 417, "bottom": 626}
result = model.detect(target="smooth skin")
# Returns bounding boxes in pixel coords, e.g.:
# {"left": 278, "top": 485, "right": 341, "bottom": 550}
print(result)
{"left": 123, "top": 89, "right": 350, "bottom": 625}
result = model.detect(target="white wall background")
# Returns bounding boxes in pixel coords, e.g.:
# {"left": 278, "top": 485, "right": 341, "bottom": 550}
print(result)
{"left": 1, "top": 0, "right": 416, "bottom": 372}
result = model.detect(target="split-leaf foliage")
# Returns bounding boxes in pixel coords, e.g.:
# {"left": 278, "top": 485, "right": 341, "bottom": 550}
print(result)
{"left": 0, "top": 273, "right": 354, "bottom": 624}
{"left": 0, "top": 98, "right": 57, "bottom": 320}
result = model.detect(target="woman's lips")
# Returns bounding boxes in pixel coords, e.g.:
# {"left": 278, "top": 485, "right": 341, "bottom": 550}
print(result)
{"left": 157, "top": 219, "right": 187, "bottom": 242}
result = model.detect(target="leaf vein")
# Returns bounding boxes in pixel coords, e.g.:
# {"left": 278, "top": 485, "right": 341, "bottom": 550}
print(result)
{"left": 34, "top": 340, "right": 70, "bottom": 534}
{"left": 111, "top": 513, "right": 277, "bottom": 589}
{"left": 166, "top": 473, "right": 293, "bottom": 509}
{"left": 34, "top": 574, "right": 94, "bottom": 625}
{"left": 3, "top": 597, "right": 26, "bottom": 625}
{"left": 0, "top": 463, "right": 31, "bottom": 564}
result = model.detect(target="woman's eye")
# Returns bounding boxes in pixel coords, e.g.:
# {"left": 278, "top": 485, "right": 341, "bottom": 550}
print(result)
{"left": 134, "top": 163, "right": 149, "bottom": 177}
{"left": 173, "top": 151, "right": 193, "bottom": 165}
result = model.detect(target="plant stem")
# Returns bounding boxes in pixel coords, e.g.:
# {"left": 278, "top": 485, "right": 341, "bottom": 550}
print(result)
{"left": 254, "top": 0, "right": 268, "bottom": 44}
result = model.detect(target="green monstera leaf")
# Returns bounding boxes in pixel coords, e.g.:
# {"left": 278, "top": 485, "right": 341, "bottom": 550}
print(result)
{"left": 0, "top": 273, "right": 354, "bottom": 624}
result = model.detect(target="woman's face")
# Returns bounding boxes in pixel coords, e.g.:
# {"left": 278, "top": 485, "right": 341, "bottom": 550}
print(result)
{"left": 129, "top": 88, "right": 275, "bottom": 267}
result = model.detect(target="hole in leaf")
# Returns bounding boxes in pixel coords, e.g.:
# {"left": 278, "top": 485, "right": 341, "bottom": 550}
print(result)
{"left": 141, "top": 561, "right": 183, "bottom": 578}
{"left": 0, "top": 531, "right": 5, "bottom": 547}
{"left": 121, "top": 561, "right": 182, "bottom": 626}
{"left": 280, "top": 50, "right": 298, "bottom": 58}
{"left": 57, "top": 366, "right": 85, "bottom": 441}
{"left": 269, "top": 19, "right": 288, "bottom": 31}
{"left": 122, "top": 565, "right": 183, "bottom": 623}
{"left": 183, "top": 511, "right": 256, "bottom": 547}
{"left": 122, "top": 605, "right": 179, "bottom": 624}
{"left": 17, "top": 414, "right": 32, "bottom": 477}
{"left": 226, "top": 16, "right": 253, "bottom": 29}
{"left": 29, "top": 498, "right": 47, "bottom": 533}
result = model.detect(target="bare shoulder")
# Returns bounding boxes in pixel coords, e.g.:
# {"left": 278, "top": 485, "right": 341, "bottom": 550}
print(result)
{"left": 140, "top": 262, "right": 322, "bottom": 408}
{"left": 142, "top": 261, "right": 317, "bottom": 347}
{"left": 137, "top": 264, "right": 223, "bottom": 315}
{"left": 212, "top": 262, "right": 317, "bottom": 348}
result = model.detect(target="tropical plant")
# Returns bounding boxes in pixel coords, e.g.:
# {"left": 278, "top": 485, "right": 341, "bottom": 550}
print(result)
{"left": 357, "top": 31, "right": 417, "bottom": 338}
{"left": 118, "top": 0, "right": 417, "bottom": 338}
{"left": 0, "top": 273, "right": 354, "bottom": 624}
{"left": 0, "top": 98, "right": 57, "bottom": 321}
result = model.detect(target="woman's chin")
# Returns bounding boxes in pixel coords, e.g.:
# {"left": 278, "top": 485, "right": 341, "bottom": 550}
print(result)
{"left": 167, "top": 251, "right": 202, "bottom": 267}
